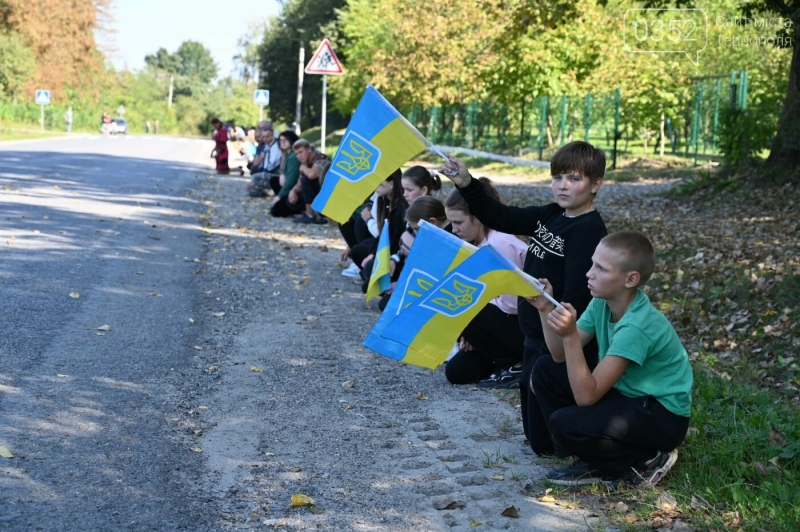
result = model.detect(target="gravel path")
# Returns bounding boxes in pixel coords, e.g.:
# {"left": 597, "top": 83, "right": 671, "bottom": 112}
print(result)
{"left": 185, "top": 167, "right": 679, "bottom": 531}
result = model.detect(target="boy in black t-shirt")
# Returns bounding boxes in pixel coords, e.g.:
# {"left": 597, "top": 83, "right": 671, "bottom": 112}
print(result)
{"left": 440, "top": 141, "right": 608, "bottom": 455}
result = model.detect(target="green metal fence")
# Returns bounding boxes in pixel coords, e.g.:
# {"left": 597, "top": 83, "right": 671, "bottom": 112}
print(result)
{"left": 406, "top": 72, "right": 748, "bottom": 169}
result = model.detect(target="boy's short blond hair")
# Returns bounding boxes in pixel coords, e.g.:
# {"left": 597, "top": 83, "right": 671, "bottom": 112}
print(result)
{"left": 600, "top": 231, "right": 656, "bottom": 286}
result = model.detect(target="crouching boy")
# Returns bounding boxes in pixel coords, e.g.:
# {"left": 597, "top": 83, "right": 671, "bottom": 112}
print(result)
{"left": 528, "top": 231, "right": 692, "bottom": 486}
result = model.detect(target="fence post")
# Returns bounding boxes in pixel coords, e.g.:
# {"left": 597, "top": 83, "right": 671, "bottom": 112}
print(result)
{"left": 692, "top": 81, "right": 702, "bottom": 166}
{"left": 558, "top": 95, "right": 567, "bottom": 146}
{"left": 712, "top": 78, "right": 721, "bottom": 155}
{"left": 740, "top": 71, "right": 748, "bottom": 110}
{"left": 467, "top": 102, "right": 477, "bottom": 148}
{"left": 584, "top": 93, "right": 592, "bottom": 142}
{"left": 520, "top": 95, "right": 526, "bottom": 153}
{"left": 429, "top": 106, "right": 440, "bottom": 144}
{"left": 484, "top": 102, "right": 492, "bottom": 152}
{"left": 539, "top": 96, "right": 548, "bottom": 160}
{"left": 612, "top": 88, "right": 620, "bottom": 170}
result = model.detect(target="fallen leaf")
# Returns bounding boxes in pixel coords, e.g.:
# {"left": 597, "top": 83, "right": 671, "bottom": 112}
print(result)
{"left": 290, "top": 494, "right": 315, "bottom": 507}
{"left": 345, "top": 404, "right": 354, "bottom": 410}
{"left": 416, "top": 392, "right": 428, "bottom": 400}
{"left": 150, "top": 292, "right": 162, "bottom": 297}
{"left": 96, "top": 325, "right": 111, "bottom": 331}
{"left": 656, "top": 493, "right": 678, "bottom": 511}
{"left": 190, "top": 447, "right": 203, "bottom": 453}
{"left": 208, "top": 366, "right": 219, "bottom": 372}
{"left": 0, "top": 446, "right": 14, "bottom": 458}
{"left": 469, "top": 521, "right": 483, "bottom": 527}
{"left": 538, "top": 495, "right": 557, "bottom": 503}
{"left": 501, "top": 505, "right": 520, "bottom": 518}
{"left": 615, "top": 502, "right": 629, "bottom": 513}
{"left": 690, "top": 494, "right": 712, "bottom": 512}
{"left": 769, "top": 427, "right": 787, "bottom": 447}
{"left": 306, "top": 315, "right": 318, "bottom": 322}
{"left": 69, "top": 292, "right": 80, "bottom": 299}
{"left": 285, "top": 466, "right": 302, "bottom": 472}
{"left": 192, "top": 430, "right": 202, "bottom": 435}
{"left": 342, "top": 380, "right": 356, "bottom": 388}
{"left": 264, "top": 452, "right": 275, "bottom": 456}
{"left": 250, "top": 366, "right": 263, "bottom": 373}
{"left": 624, "top": 514, "right": 639, "bottom": 524}
{"left": 57, "top": 373, "right": 67, "bottom": 378}
{"left": 198, "top": 406, "right": 208, "bottom": 410}
{"left": 491, "top": 475, "right": 505, "bottom": 481}
{"left": 212, "top": 312, "right": 226, "bottom": 317}
{"left": 193, "top": 346, "right": 204, "bottom": 350}
{"left": 433, "top": 497, "right": 465, "bottom": 510}
{"left": 189, "top": 318, "right": 195, "bottom": 323}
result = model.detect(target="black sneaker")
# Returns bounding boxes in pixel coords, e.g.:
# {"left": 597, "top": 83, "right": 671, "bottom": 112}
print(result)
{"left": 621, "top": 450, "right": 678, "bottom": 486}
{"left": 294, "top": 214, "right": 314, "bottom": 224}
{"left": 309, "top": 215, "right": 328, "bottom": 225}
{"left": 545, "top": 460, "right": 604, "bottom": 486}
{"left": 476, "top": 366, "right": 523, "bottom": 389}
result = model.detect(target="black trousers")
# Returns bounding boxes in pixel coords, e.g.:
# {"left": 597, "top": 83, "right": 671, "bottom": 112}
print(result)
{"left": 300, "top": 175, "right": 321, "bottom": 205}
{"left": 339, "top": 217, "right": 372, "bottom": 249}
{"left": 445, "top": 304, "right": 524, "bottom": 384}
{"left": 531, "top": 355, "right": 690, "bottom": 477}
{"left": 270, "top": 196, "right": 304, "bottom": 217}
{"left": 269, "top": 174, "right": 282, "bottom": 195}
{"left": 350, "top": 237, "right": 376, "bottom": 271}
{"left": 519, "top": 338, "right": 553, "bottom": 455}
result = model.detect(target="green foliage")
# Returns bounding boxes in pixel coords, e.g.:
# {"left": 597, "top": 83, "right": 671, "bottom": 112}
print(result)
{"left": 718, "top": 106, "right": 774, "bottom": 168}
{"left": 256, "top": 0, "right": 347, "bottom": 127}
{"left": 0, "top": 30, "right": 35, "bottom": 99}
{"left": 145, "top": 41, "right": 218, "bottom": 83}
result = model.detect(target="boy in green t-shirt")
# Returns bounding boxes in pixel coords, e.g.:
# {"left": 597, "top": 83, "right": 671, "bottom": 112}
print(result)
{"left": 528, "top": 231, "right": 693, "bottom": 486}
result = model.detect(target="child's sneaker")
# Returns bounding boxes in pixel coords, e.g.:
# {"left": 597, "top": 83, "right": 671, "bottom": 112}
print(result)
{"left": 545, "top": 460, "right": 604, "bottom": 486}
{"left": 341, "top": 263, "right": 361, "bottom": 278}
{"left": 476, "top": 366, "right": 523, "bottom": 389}
{"left": 623, "top": 449, "right": 678, "bottom": 486}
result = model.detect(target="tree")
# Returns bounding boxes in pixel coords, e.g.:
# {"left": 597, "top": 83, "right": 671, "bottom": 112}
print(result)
{"left": 144, "top": 48, "right": 182, "bottom": 75}
{"left": 175, "top": 41, "right": 218, "bottom": 83}
{"left": 645, "top": 0, "right": 800, "bottom": 181}
{"left": 256, "top": 0, "right": 347, "bottom": 128}
{"left": 0, "top": 30, "right": 36, "bottom": 101}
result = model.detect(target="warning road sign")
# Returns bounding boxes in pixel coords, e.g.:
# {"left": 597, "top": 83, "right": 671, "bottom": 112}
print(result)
{"left": 35, "top": 90, "right": 51, "bottom": 105}
{"left": 304, "top": 39, "right": 344, "bottom": 76}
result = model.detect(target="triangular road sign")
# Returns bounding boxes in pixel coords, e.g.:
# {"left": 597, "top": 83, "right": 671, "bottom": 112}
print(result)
{"left": 304, "top": 38, "right": 344, "bottom": 76}
{"left": 254, "top": 89, "right": 270, "bottom": 105}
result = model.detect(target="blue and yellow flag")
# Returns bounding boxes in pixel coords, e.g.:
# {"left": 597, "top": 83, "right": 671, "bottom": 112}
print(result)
{"left": 363, "top": 221, "right": 476, "bottom": 366}
{"left": 380, "top": 245, "right": 544, "bottom": 369}
{"left": 366, "top": 220, "right": 392, "bottom": 302}
{"left": 311, "top": 85, "right": 429, "bottom": 224}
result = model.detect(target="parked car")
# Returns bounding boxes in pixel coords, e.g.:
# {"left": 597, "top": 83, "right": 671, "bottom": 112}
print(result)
{"left": 112, "top": 117, "right": 128, "bottom": 134}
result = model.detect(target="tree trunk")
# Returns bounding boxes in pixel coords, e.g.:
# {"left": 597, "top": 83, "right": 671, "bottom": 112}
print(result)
{"left": 763, "top": 10, "right": 800, "bottom": 183}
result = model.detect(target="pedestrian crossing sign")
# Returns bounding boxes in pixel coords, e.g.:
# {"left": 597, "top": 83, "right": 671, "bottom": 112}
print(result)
{"left": 305, "top": 39, "right": 344, "bottom": 75}
{"left": 254, "top": 90, "right": 270, "bottom": 106}
{"left": 35, "top": 90, "right": 51, "bottom": 105}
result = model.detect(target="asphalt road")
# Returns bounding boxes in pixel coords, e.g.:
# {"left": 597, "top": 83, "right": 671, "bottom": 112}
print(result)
{"left": 0, "top": 134, "right": 220, "bottom": 530}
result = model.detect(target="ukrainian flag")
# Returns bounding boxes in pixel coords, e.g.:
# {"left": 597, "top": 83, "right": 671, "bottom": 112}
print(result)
{"left": 366, "top": 220, "right": 392, "bottom": 302}
{"left": 311, "top": 85, "right": 429, "bottom": 224}
{"left": 380, "top": 245, "right": 545, "bottom": 369}
{"left": 364, "top": 221, "right": 476, "bottom": 365}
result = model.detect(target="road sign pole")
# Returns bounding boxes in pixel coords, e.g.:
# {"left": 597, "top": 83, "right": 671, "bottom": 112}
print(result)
{"left": 40, "top": 104, "right": 44, "bottom": 132}
{"left": 260, "top": 105, "right": 264, "bottom": 121}
{"left": 321, "top": 75, "right": 327, "bottom": 153}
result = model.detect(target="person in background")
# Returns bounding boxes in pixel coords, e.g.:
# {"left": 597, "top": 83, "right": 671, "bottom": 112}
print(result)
{"left": 246, "top": 128, "right": 282, "bottom": 197}
{"left": 210, "top": 117, "right": 244, "bottom": 175}
{"left": 146, "top": 120, "right": 152, "bottom": 134}
{"left": 239, "top": 128, "right": 258, "bottom": 163}
{"left": 401, "top": 166, "right": 442, "bottom": 203}
{"left": 269, "top": 130, "right": 305, "bottom": 217}
{"left": 290, "top": 139, "right": 331, "bottom": 225}
{"left": 442, "top": 180, "right": 528, "bottom": 388}
{"left": 65, "top": 107, "right": 73, "bottom": 133}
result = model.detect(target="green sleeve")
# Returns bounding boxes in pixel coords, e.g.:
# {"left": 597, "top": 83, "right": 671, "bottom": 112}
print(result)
{"left": 278, "top": 153, "right": 300, "bottom": 198}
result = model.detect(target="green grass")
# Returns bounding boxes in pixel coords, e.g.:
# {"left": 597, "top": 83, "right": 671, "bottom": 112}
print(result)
{"left": 661, "top": 368, "right": 800, "bottom": 530}
{"left": 0, "top": 125, "right": 64, "bottom": 141}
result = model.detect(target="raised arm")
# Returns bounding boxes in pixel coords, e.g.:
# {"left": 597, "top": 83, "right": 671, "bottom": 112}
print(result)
{"left": 440, "top": 156, "right": 544, "bottom": 236}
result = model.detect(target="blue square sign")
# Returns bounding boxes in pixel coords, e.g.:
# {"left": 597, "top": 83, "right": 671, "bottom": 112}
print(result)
{"left": 35, "top": 90, "right": 51, "bottom": 105}
{"left": 253, "top": 90, "right": 270, "bottom": 106}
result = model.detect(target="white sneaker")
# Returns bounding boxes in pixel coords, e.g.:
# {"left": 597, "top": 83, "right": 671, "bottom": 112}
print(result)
{"left": 341, "top": 263, "right": 361, "bottom": 278}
